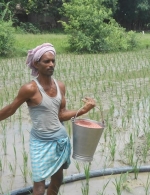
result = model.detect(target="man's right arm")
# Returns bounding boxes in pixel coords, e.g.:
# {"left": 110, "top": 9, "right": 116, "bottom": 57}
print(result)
{"left": 0, "top": 83, "right": 35, "bottom": 121}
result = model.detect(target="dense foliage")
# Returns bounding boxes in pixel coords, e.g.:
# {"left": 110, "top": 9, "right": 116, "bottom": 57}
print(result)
{"left": 115, "top": 0, "right": 150, "bottom": 30}
{"left": 61, "top": 0, "right": 138, "bottom": 53}
{"left": 1, "top": 0, "right": 150, "bottom": 31}
{"left": 0, "top": 21, "right": 15, "bottom": 56}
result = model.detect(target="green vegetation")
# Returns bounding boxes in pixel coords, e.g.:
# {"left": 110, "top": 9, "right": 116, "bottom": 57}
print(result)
{"left": 1, "top": 48, "right": 150, "bottom": 193}
{"left": 136, "top": 32, "right": 150, "bottom": 49}
{"left": 12, "top": 32, "right": 150, "bottom": 57}
{"left": 14, "top": 33, "right": 69, "bottom": 57}
{"left": 0, "top": 21, "right": 15, "bottom": 56}
{"left": 0, "top": 31, "right": 149, "bottom": 58}
{"left": 61, "top": 0, "right": 138, "bottom": 53}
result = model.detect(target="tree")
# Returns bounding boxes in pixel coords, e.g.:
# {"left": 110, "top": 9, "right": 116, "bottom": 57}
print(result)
{"left": 20, "top": 0, "right": 64, "bottom": 27}
{"left": 115, "top": 0, "right": 150, "bottom": 30}
{"left": 61, "top": 0, "right": 137, "bottom": 53}
{"left": 102, "top": 0, "right": 118, "bottom": 14}
{"left": 0, "top": 0, "right": 67, "bottom": 28}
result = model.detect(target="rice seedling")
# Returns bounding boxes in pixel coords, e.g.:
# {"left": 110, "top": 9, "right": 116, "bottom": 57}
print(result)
{"left": 81, "top": 182, "right": 89, "bottom": 195}
{"left": 123, "top": 133, "right": 135, "bottom": 165}
{"left": 0, "top": 158, "right": 2, "bottom": 171}
{"left": 84, "top": 163, "right": 90, "bottom": 183}
{"left": 132, "top": 158, "right": 140, "bottom": 180}
{"left": 2, "top": 136, "right": 7, "bottom": 155}
{"left": 96, "top": 180, "right": 110, "bottom": 195}
{"left": 108, "top": 132, "right": 116, "bottom": 161}
{"left": 8, "top": 162, "right": 16, "bottom": 177}
{"left": 74, "top": 160, "right": 81, "bottom": 173}
{"left": 143, "top": 173, "right": 150, "bottom": 195}
{"left": 112, "top": 172, "right": 130, "bottom": 195}
{"left": 20, "top": 150, "right": 28, "bottom": 183}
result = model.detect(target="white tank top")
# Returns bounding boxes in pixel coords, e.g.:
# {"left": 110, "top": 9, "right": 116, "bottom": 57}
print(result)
{"left": 28, "top": 78, "right": 68, "bottom": 140}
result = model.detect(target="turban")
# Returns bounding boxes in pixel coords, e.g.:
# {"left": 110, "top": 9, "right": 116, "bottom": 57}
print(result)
{"left": 26, "top": 43, "right": 56, "bottom": 76}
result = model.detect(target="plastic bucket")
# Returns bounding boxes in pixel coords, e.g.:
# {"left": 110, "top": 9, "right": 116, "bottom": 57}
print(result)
{"left": 71, "top": 118, "right": 104, "bottom": 162}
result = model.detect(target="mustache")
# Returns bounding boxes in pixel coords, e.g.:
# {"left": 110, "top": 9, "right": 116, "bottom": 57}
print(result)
{"left": 48, "top": 67, "right": 54, "bottom": 71}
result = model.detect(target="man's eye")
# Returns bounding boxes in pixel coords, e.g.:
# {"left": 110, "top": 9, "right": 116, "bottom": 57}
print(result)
{"left": 44, "top": 60, "right": 55, "bottom": 63}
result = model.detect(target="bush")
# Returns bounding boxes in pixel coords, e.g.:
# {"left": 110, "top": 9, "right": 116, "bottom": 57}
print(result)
{"left": 0, "top": 21, "right": 15, "bottom": 56}
{"left": 61, "top": 0, "right": 138, "bottom": 53}
{"left": 19, "top": 22, "right": 40, "bottom": 34}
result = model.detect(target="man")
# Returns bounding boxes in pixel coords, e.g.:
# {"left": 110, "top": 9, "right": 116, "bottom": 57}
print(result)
{"left": 0, "top": 43, "right": 95, "bottom": 195}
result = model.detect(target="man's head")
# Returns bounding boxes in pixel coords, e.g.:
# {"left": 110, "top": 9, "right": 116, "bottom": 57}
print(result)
{"left": 26, "top": 43, "right": 56, "bottom": 76}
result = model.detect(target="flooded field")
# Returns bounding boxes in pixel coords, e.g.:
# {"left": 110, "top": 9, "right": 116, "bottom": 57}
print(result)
{"left": 0, "top": 49, "right": 150, "bottom": 194}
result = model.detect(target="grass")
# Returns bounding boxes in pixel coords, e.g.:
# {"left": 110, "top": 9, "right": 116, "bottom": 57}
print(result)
{"left": 14, "top": 33, "right": 69, "bottom": 57}
{"left": 10, "top": 31, "right": 150, "bottom": 58}
{"left": 136, "top": 32, "right": 150, "bottom": 49}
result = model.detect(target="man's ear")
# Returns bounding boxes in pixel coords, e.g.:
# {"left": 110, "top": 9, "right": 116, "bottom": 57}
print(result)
{"left": 33, "top": 61, "right": 39, "bottom": 70}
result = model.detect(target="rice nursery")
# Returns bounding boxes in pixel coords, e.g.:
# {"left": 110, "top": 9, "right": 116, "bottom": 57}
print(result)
{"left": 0, "top": 49, "right": 150, "bottom": 195}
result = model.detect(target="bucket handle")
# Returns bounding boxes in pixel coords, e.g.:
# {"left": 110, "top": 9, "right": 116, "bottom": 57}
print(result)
{"left": 72, "top": 106, "right": 104, "bottom": 124}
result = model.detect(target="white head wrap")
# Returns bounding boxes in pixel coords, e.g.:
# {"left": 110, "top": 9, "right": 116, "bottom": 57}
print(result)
{"left": 26, "top": 43, "right": 56, "bottom": 76}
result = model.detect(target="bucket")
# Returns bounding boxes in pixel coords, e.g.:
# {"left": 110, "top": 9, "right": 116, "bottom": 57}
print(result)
{"left": 71, "top": 117, "right": 104, "bottom": 162}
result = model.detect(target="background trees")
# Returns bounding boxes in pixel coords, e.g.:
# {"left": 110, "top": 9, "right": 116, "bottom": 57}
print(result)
{"left": 0, "top": 0, "right": 149, "bottom": 55}
{"left": 61, "top": 0, "right": 137, "bottom": 53}
{"left": 0, "top": 0, "right": 150, "bottom": 31}
{"left": 115, "top": 0, "right": 150, "bottom": 30}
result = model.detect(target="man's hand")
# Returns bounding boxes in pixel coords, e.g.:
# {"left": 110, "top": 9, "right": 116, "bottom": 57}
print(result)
{"left": 81, "top": 97, "right": 96, "bottom": 113}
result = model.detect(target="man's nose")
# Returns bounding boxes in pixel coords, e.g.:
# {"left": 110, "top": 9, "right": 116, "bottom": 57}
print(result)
{"left": 49, "top": 60, "right": 55, "bottom": 66}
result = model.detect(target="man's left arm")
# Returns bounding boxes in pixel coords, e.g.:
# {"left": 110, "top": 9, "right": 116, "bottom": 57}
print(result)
{"left": 58, "top": 81, "right": 95, "bottom": 121}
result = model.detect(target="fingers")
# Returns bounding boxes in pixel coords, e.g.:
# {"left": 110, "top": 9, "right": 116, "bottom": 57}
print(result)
{"left": 82, "top": 97, "right": 96, "bottom": 106}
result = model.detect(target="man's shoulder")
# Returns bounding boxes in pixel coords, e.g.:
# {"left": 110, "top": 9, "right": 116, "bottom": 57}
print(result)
{"left": 56, "top": 80, "right": 65, "bottom": 91}
{"left": 20, "top": 80, "right": 37, "bottom": 94}
{"left": 56, "top": 80, "right": 65, "bottom": 87}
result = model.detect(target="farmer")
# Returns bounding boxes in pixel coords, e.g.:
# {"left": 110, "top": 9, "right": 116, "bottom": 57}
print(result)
{"left": 0, "top": 43, "right": 96, "bottom": 195}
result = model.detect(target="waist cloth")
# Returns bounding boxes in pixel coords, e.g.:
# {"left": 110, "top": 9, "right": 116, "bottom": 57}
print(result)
{"left": 30, "top": 136, "right": 71, "bottom": 182}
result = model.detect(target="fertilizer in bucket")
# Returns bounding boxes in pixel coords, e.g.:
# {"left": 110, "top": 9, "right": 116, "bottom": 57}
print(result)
{"left": 72, "top": 118, "right": 104, "bottom": 162}
{"left": 75, "top": 120, "right": 102, "bottom": 128}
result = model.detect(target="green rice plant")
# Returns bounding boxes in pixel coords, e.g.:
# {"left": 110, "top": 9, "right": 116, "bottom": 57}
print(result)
{"left": 96, "top": 106, "right": 104, "bottom": 124}
{"left": 1, "top": 120, "right": 7, "bottom": 135}
{"left": 113, "top": 176, "right": 122, "bottom": 195}
{"left": 8, "top": 162, "right": 16, "bottom": 177}
{"left": 74, "top": 160, "right": 81, "bottom": 173}
{"left": 0, "top": 96, "right": 4, "bottom": 108}
{"left": 84, "top": 163, "right": 90, "bottom": 183}
{"left": 96, "top": 180, "right": 110, "bottom": 195}
{"left": 113, "top": 172, "right": 130, "bottom": 195}
{"left": 28, "top": 169, "right": 32, "bottom": 181}
{"left": 0, "top": 158, "right": 2, "bottom": 171}
{"left": 21, "top": 133, "right": 25, "bottom": 151}
{"left": 124, "top": 133, "right": 135, "bottom": 165}
{"left": 141, "top": 144, "right": 149, "bottom": 163}
{"left": 143, "top": 173, "right": 150, "bottom": 195}
{"left": 108, "top": 132, "right": 116, "bottom": 161}
{"left": 107, "top": 122, "right": 112, "bottom": 136}
{"left": 2, "top": 136, "right": 7, "bottom": 155}
{"left": 132, "top": 158, "right": 140, "bottom": 180}
{"left": 103, "top": 127, "right": 108, "bottom": 143}
{"left": 141, "top": 131, "right": 150, "bottom": 163}
{"left": 81, "top": 182, "right": 89, "bottom": 195}
{"left": 109, "top": 103, "right": 115, "bottom": 118}
{"left": 20, "top": 150, "right": 28, "bottom": 183}
{"left": 13, "top": 144, "right": 17, "bottom": 161}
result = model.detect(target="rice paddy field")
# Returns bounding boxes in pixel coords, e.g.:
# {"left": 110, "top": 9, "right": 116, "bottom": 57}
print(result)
{"left": 0, "top": 48, "right": 150, "bottom": 194}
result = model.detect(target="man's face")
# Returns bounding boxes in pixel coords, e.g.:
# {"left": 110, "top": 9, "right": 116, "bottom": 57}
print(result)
{"left": 36, "top": 52, "right": 55, "bottom": 76}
